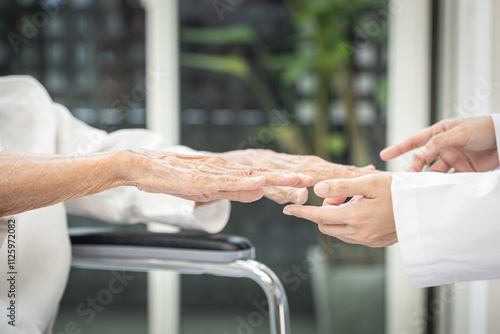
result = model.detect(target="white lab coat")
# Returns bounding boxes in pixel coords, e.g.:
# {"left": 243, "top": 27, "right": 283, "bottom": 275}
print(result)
{"left": 393, "top": 114, "right": 500, "bottom": 288}
{"left": 0, "top": 75, "right": 230, "bottom": 334}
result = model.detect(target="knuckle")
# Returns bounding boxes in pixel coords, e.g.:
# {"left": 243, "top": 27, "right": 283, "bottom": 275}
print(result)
{"left": 436, "top": 119, "right": 449, "bottom": 127}
{"left": 240, "top": 169, "right": 255, "bottom": 177}
{"left": 306, "top": 155, "right": 322, "bottom": 164}
{"left": 275, "top": 197, "right": 287, "bottom": 205}
{"left": 251, "top": 166, "right": 269, "bottom": 173}
{"left": 335, "top": 181, "right": 350, "bottom": 197}
{"left": 428, "top": 135, "right": 442, "bottom": 147}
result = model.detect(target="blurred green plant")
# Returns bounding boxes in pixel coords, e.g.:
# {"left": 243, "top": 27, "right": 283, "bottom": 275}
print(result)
{"left": 180, "top": 0, "right": 387, "bottom": 166}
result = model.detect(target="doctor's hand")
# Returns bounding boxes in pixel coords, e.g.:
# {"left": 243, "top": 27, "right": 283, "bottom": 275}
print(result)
{"left": 380, "top": 116, "right": 499, "bottom": 173}
{"left": 126, "top": 149, "right": 313, "bottom": 203}
{"left": 283, "top": 173, "right": 397, "bottom": 248}
{"left": 218, "top": 149, "right": 377, "bottom": 204}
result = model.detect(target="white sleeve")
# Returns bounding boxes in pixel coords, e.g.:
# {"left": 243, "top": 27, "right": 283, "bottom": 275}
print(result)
{"left": 53, "top": 103, "right": 230, "bottom": 233}
{"left": 392, "top": 171, "right": 500, "bottom": 288}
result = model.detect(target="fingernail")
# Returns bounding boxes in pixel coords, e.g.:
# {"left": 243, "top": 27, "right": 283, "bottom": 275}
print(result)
{"left": 283, "top": 208, "right": 292, "bottom": 215}
{"left": 315, "top": 183, "right": 329, "bottom": 195}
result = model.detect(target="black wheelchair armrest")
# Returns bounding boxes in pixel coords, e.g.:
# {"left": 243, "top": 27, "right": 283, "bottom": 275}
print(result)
{"left": 70, "top": 229, "right": 255, "bottom": 264}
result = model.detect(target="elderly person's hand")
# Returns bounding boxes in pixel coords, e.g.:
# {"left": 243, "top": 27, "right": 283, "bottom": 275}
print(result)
{"left": 282, "top": 173, "right": 396, "bottom": 248}
{"left": 218, "top": 149, "right": 377, "bottom": 204}
{"left": 0, "top": 150, "right": 312, "bottom": 217}
{"left": 126, "top": 149, "right": 312, "bottom": 202}
{"left": 380, "top": 116, "right": 499, "bottom": 172}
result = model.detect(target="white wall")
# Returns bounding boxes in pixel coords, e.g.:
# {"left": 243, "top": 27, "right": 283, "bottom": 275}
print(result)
{"left": 386, "top": 1, "right": 430, "bottom": 332}
{"left": 141, "top": 0, "right": 181, "bottom": 333}
{"left": 489, "top": 2, "right": 500, "bottom": 331}
{"left": 428, "top": 0, "right": 500, "bottom": 333}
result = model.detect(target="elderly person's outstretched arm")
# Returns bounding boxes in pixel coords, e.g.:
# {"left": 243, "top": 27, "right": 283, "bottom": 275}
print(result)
{"left": 0, "top": 150, "right": 312, "bottom": 218}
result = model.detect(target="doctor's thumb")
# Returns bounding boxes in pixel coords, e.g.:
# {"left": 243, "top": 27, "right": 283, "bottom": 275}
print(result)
{"left": 314, "top": 177, "right": 370, "bottom": 199}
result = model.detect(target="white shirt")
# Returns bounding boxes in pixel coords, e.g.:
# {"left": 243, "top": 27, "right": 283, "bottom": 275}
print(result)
{"left": 0, "top": 75, "right": 230, "bottom": 333}
{"left": 393, "top": 114, "right": 500, "bottom": 288}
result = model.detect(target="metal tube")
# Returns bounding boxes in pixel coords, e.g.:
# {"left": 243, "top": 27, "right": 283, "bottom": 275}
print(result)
{"left": 72, "top": 257, "right": 290, "bottom": 334}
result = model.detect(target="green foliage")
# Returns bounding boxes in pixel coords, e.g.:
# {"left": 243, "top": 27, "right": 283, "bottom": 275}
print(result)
{"left": 181, "top": 53, "right": 250, "bottom": 78}
{"left": 181, "top": 25, "right": 259, "bottom": 45}
{"left": 328, "top": 132, "right": 348, "bottom": 158}
{"left": 180, "top": 0, "right": 387, "bottom": 163}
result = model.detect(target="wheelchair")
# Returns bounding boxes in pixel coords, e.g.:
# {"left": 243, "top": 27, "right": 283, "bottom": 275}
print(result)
{"left": 70, "top": 229, "right": 290, "bottom": 334}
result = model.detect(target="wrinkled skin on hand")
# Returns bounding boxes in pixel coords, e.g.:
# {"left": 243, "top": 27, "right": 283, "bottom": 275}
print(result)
{"left": 380, "top": 116, "right": 499, "bottom": 172}
{"left": 218, "top": 149, "right": 377, "bottom": 204}
{"left": 283, "top": 173, "right": 397, "bottom": 248}
{"left": 127, "top": 149, "right": 313, "bottom": 203}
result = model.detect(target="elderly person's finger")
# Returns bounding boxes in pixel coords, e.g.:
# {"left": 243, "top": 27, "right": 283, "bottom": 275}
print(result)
{"left": 169, "top": 155, "right": 313, "bottom": 188}
{"left": 263, "top": 186, "right": 309, "bottom": 204}
{"left": 202, "top": 169, "right": 312, "bottom": 190}
{"left": 189, "top": 159, "right": 314, "bottom": 188}
{"left": 178, "top": 189, "right": 265, "bottom": 203}
{"left": 360, "top": 164, "right": 376, "bottom": 171}
{"left": 217, "top": 149, "right": 380, "bottom": 183}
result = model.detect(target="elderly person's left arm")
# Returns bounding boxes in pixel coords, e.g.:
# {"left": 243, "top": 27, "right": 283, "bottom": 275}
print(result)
{"left": 0, "top": 76, "right": 311, "bottom": 234}
{"left": 51, "top": 103, "right": 311, "bottom": 232}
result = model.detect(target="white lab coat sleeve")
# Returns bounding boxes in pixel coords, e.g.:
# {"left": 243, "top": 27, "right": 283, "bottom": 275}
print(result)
{"left": 392, "top": 171, "right": 500, "bottom": 288}
{"left": 53, "top": 103, "right": 230, "bottom": 233}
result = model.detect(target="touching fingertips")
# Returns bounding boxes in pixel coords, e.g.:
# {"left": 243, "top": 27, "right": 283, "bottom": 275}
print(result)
{"left": 296, "top": 189, "right": 308, "bottom": 204}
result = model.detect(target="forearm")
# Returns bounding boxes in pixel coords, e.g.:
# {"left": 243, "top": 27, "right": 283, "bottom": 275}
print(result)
{"left": 0, "top": 151, "right": 129, "bottom": 217}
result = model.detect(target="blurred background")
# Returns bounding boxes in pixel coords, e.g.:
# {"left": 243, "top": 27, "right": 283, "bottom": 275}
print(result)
{"left": 1, "top": 0, "right": 500, "bottom": 334}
